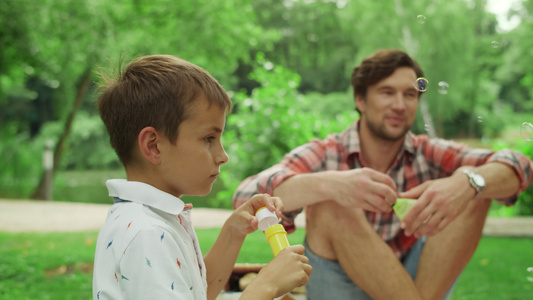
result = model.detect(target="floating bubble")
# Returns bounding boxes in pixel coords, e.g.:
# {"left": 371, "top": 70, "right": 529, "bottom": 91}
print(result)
{"left": 491, "top": 41, "right": 500, "bottom": 48}
{"left": 521, "top": 122, "right": 533, "bottom": 141}
{"left": 424, "top": 123, "right": 431, "bottom": 132}
{"left": 263, "top": 61, "right": 274, "bottom": 70}
{"left": 528, "top": 267, "right": 533, "bottom": 282}
{"left": 477, "top": 115, "right": 484, "bottom": 123}
{"left": 417, "top": 15, "right": 426, "bottom": 24}
{"left": 415, "top": 77, "right": 429, "bottom": 92}
{"left": 437, "top": 81, "right": 449, "bottom": 95}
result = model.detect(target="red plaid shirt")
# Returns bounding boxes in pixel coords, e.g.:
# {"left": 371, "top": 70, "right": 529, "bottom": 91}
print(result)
{"left": 233, "top": 121, "right": 533, "bottom": 259}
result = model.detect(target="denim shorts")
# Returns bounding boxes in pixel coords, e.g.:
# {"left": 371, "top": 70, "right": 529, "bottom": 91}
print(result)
{"left": 304, "top": 236, "right": 456, "bottom": 300}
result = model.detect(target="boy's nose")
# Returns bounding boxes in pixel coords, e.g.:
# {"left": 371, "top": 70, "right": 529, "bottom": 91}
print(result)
{"left": 217, "top": 148, "right": 229, "bottom": 165}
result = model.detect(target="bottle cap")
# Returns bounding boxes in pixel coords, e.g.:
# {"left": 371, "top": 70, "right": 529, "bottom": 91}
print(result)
{"left": 255, "top": 207, "right": 279, "bottom": 231}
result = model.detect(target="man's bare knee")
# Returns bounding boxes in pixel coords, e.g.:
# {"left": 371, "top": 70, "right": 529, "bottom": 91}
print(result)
{"left": 306, "top": 201, "right": 373, "bottom": 260}
{"left": 309, "top": 201, "right": 368, "bottom": 230}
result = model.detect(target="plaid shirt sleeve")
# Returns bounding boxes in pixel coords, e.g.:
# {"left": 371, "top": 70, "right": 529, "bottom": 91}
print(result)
{"left": 423, "top": 138, "right": 533, "bottom": 205}
{"left": 232, "top": 136, "right": 343, "bottom": 232}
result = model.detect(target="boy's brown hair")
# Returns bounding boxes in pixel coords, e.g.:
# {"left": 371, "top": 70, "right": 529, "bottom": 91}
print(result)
{"left": 97, "top": 55, "right": 232, "bottom": 166}
{"left": 351, "top": 49, "right": 424, "bottom": 99}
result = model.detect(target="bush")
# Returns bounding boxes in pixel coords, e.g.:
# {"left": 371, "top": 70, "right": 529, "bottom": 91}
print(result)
{"left": 0, "top": 123, "right": 42, "bottom": 198}
{"left": 212, "top": 54, "right": 357, "bottom": 208}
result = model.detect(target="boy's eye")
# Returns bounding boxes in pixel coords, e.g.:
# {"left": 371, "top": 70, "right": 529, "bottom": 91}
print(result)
{"left": 204, "top": 136, "right": 215, "bottom": 142}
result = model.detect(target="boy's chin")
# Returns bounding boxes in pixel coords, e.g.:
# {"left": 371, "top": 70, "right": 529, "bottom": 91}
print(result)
{"left": 187, "top": 187, "right": 213, "bottom": 197}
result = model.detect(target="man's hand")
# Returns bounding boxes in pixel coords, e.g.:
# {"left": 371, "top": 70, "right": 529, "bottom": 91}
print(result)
{"left": 399, "top": 172, "right": 476, "bottom": 238}
{"left": 327, "top": 168, "right": 398, "bottom": 213}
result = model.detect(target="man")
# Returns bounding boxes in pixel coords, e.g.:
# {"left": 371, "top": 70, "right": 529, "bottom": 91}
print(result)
{"left": 233, "top": 49, "right": 532, "bottom": 299}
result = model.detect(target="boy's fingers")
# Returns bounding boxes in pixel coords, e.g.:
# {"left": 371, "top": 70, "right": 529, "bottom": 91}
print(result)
{"left": 271, "top": 196, "right": 284, "bottom": 215}
{"left": 249, "top": 193, "right": 272, "bottom": 211}
{"left": 287, "top": 244, "right": 305, "bottom": 254}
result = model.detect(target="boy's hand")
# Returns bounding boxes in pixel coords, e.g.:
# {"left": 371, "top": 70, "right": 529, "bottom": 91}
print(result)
{"left": 244, "top": 245, "right": 312, "bottom": 299}
{"left": 231, "top": 193, "right": 284, "bottom": 236}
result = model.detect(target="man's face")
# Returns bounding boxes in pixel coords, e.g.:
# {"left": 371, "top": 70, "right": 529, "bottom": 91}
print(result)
{"left": 356, "top": 67, "right": 419, "bottom": 141}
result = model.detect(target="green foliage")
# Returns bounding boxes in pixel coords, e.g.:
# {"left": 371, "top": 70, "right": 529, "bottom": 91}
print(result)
{"left": 0, "top": 124, "right": 42, "bottom": 198}
{"left": 212, "top": 54, "right": 358, "bottom": 208}
{"left": 53, "top": 169, "right": 126, "bottom": 204}
{"left": 60, "top": 111, "right": 120, "bottom": 170}
{"left": 2, "top": 0, "right": 533, "bottom": 207}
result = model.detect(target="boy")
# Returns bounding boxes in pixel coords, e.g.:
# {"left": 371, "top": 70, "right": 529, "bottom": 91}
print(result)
{"left": 92, "top": 55, "right": 312, "bottom": 300}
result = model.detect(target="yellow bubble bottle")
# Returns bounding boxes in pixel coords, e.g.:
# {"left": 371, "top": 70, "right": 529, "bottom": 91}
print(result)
{"left": 256, "top": 207, "right": 290, "bottom": 256}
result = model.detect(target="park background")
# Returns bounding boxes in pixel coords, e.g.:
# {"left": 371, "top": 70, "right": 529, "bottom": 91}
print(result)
{"left": 1, "top": 0, "right": 533, "bottom": 299}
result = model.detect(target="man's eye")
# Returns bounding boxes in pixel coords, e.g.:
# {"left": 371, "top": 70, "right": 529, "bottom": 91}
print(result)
{"left": 204, "top": 136, "right": 215, "bottom": 142}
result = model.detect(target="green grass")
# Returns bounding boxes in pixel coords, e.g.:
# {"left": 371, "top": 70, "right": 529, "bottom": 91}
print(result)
{"left": 451, "top": 237, "right": 533, "bottom": 300}
{"left": 1, "top": 230, "right": 531, "bottom": 300}
{"left": 0, "top": 231, "right": 97, "bottom": 300}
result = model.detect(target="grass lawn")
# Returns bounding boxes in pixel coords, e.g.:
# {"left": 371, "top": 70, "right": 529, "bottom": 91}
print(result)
{"left": 0, "top": 230, "right": 531, "bottom": 300}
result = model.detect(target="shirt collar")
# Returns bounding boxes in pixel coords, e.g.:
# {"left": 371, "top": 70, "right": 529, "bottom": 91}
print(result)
{"left": 106, "top": 179, "right": 185, "bottom": 215}
{"left": 343, "top": 119, "right": 416, "bottom": 157}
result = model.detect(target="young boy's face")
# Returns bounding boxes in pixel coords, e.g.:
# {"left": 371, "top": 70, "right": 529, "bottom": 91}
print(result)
{"left": 157, "top": 94, "right": 229, "bottom": 197}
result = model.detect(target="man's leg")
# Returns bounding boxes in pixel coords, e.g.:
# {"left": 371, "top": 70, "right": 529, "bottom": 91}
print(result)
{"left": 305, "top": 201, "right": 423, "bottom": 300}
{"left": 415, "top": 198, "right": 492, "bottom": 299}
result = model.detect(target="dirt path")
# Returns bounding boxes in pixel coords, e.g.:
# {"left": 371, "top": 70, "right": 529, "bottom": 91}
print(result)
{"left": 0, "top": 199, "right": 305, "bottom": 232}
{"left": 0, "top": 199, "right": 531, "bottom": 236}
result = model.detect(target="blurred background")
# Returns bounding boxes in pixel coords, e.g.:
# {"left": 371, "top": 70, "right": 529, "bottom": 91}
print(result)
{"left": 2, "top": 1, "right": 533, "bottom": 299}
{"left": 2, "top": 0, "right": 533, "bottom": 215}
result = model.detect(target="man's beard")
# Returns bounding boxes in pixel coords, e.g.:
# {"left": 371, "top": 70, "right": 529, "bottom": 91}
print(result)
{"left": 364, "top": 117, "right": 410, "bottom": 142}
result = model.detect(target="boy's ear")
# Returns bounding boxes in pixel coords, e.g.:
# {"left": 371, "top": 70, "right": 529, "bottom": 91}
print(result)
{"left": 138, "top": 127, "right": 162, "bottom": 165}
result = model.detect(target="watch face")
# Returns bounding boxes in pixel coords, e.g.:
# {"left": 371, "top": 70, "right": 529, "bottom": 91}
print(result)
{"left": 473, "top": 174, "right": 485, "bottom": 187}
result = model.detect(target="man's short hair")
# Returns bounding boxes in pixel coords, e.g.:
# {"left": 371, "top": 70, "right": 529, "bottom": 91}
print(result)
{"left": 97, "top": 55, "right": 232, "bottom": 166}
{"left": 351, "top": 49, "right": 424, "bottom": 99}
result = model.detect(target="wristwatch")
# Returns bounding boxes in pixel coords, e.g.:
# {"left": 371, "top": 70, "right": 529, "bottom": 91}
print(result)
{"left": 461, "top": 169, "right": 486, "bottom": 198}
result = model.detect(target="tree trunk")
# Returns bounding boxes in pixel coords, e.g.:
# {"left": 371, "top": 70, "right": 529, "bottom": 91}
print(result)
{"left": 31, "top": 68, "right": 92, "bottom": 200}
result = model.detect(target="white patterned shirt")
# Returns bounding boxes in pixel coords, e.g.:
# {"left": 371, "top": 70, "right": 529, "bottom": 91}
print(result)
{"left": 93, "top": 179, "right": 207, "bottom": 300}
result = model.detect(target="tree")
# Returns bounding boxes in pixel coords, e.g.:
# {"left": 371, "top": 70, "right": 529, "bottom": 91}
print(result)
{"left": 1, "top": 0, "right": 276, "bottom": 199}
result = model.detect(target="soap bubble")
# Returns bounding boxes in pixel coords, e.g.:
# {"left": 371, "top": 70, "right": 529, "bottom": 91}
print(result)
{"left": 527, "top": 267, "right": 533, "bottom": 282}
{"left": 263, "top": 61, "right": 274, "bottom": 70}
{"left": 417, "top": 15, "right": 426, "bottom": 24}
{"left": 477, "top": 115, "right": 484, "bottom": 123}
{"left": 437, "top": 81, "right": 449, "bottom": 95}
{"left": 424, "top": 123, "right": 431, "bottom": 132}
{"left": 415, "top": 77, "right": 429, "bottom": 92}
{"left": 491, "top": 41, "right": 500, "bottom": 48}
{"left": 521, "top": 122, "right": 533, "bottom": 141}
